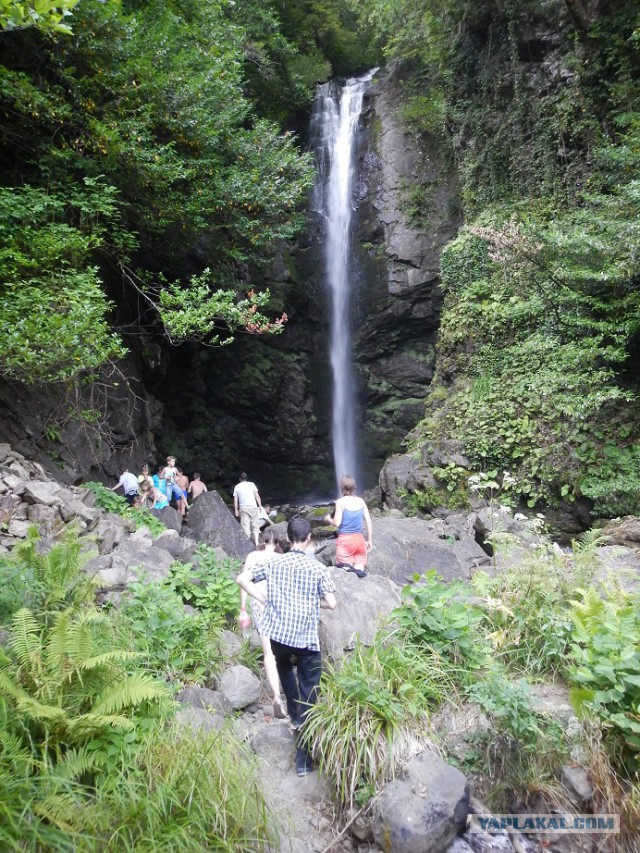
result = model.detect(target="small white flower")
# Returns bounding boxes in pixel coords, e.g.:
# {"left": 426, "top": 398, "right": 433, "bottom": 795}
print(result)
{"left": 514, "top": 513, "right": 527, "bottom": 521}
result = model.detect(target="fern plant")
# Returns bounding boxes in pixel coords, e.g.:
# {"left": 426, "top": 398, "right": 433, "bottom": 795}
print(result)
{"left": 0, "top": 606, "right": 168, "bottom": 762}
{"left": 2, "top": 526, "right": 98, "bottom": 624}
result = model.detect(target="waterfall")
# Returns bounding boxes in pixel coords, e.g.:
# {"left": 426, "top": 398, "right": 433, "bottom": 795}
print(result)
{"left": 310, "top": 71, "right": 376, "bottom": 488}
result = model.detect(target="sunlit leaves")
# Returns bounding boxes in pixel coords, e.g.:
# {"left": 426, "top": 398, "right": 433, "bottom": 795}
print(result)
{"left": 0, "top": 0, "right": 80, "bottom": 34}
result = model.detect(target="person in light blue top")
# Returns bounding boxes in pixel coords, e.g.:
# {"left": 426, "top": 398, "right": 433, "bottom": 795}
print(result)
{"left": 324, "top": 474, "right": 373, "bottom": 578}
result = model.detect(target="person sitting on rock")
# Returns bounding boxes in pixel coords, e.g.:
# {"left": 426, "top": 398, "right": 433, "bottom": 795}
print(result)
{"left": 236, "top": 516, "right": 337, "bottom": 777}
{"left": 110, "top": 466, "right": 139, "bottom": 506}
{"left": 188, "top": 471, "right": 207, "bottom": 501}
{"left": 324, "top": 474, "right": 372, "bottom": 578}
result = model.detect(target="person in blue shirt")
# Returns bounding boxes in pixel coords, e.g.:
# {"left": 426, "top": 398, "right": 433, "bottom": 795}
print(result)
{"left": 324, "top": 474, "right": 373, "bottom": 578}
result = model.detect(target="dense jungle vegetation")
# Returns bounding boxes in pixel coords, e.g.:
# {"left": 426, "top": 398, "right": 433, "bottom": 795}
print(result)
{"left": 0, "top": 0, "right": 374, "bottom": 385}
{"left": 359, "top": 0, "right": 640, "bottom": 519}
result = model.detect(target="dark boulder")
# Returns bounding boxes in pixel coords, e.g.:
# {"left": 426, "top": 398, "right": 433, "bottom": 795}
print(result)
{"left": 186, "top": 490, "right": 252, "bottom": 560}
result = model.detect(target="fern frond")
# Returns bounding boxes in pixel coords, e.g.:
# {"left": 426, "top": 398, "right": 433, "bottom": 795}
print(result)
{"left": 69, "top": 712, "right": 135, "bottom": 732}
{"left": 0, "top": 670, "right": 33, "bottom": 707}
{"left": 0, "top": 728, "right": 35, "bottom": 776}
{"left": 78, "top": 651, "right": 142, "bottom": 672}
{"left": 9, "top": 609, "right": 43, "bottom": 678}
{"left": 91, "top": 673, "right": 167, "bottom": 716}
{"left": 33, "top": 793, "right": 79, "bottom": 832}
{"left": 14, "top": 693, "right": 68, "bottom": 725}
{"left": 51, "top": 745, "right": 104, "bottom": 780}
{"left": 43, "top": 609, "right": 73, "bottom": 684}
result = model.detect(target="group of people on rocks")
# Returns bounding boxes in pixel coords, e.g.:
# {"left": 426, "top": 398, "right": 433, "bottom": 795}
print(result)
{"left": 113, "top": 459, "right": 374, "bottom": 777}
{"left": 111, "top": 455, "right": 208, "bottom": 516}
{"left": 235, "top": 473, "right": 373, "bottom": 777}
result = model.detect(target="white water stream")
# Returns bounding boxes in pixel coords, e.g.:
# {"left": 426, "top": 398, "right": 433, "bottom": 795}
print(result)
{"left": 310, "top": 71, "right": 376, "bottom": 487}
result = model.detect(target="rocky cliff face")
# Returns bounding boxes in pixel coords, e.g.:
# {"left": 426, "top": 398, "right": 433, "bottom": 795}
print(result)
{"left": 353, "top": 69, "right": 461, "bottom": 487}
{"left": 0, "top": 353, "right": 162, "bottom": 485}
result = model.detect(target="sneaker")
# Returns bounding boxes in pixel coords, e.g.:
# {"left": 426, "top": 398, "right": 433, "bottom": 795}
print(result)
{"left": 346, "top": 567, "right": 367, "bottom": 579}
{"left": 273, "top": 697, "right": 286, "bottom": 719}
{"left": 296, "top": 755, "right": 314, "bottom": 777}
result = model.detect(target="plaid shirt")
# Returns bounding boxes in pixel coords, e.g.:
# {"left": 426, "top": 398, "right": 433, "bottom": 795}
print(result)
{"left": 251, "top": 550, "right": 336, "bottom": 651}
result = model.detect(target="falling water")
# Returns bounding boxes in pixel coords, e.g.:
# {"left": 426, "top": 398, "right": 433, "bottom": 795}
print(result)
{"left": 310, "top": 71, "right": 376, "bottom": 487}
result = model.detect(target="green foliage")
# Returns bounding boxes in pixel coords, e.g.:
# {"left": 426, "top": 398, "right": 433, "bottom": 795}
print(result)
{"left": 470, "top": 543, "right": 577, "bottom": 678}
{"left": 0, "top": 0, "right": 80, "bottom": 33}
{"left": 172, "top": 545, "right": 242, "bottom": 624}
{"left": 70, "top": 725, "right": 272, "bottom": 850}
{"left": 391, "top": 570, "right": 489, "bottom": 671}
{"left": 0, "top": 529, "right": 270, "bottom": 848}
{"left": 0, "top": 605, "right": 168, "bottom": 762}
{"left": 84, "top": 481, "right": 166, "bottom": 536}
{"left": 0, "top": 708, "right": 272, "bottom": 849}
{"left": 0, "top": 526, "right": 97, "bottom": 626}
{"left": 115, "top": 575, "right": 221, "bottom": 683}
{"left": 413, "top": 187, "right": 640, "bottom": 516}
{"left": 305, "top": 636, "right": 454, "bottom": 810}
{"left": 0, "top": 0, "right": 320, "bottom": 382}
{"left": 570, "top": 586, "right": 640, "bottom": 763}
{"left": 464, "top": 668, "right": 568, "bottom": 802}
{"left": 0, "top": 181, "right": 128, "bottom": 383}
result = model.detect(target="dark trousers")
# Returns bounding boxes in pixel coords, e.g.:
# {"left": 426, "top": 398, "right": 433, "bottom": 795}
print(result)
{"left": 270, "top": 640, "right": 322, "bottom": 762}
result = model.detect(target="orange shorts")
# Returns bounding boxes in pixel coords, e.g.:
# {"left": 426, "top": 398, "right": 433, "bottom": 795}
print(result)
{"left": 336, "top": 533, "right": 368, "bottom": 566}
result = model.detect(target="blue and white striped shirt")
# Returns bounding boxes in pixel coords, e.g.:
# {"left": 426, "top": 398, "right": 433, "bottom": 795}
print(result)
{"left": 251, "top": 550, "right": 336, "bottom": 651}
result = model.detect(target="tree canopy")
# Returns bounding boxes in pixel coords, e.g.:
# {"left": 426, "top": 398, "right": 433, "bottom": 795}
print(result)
{"left": 1, "top": 0, "right": 366, "bottom": 382}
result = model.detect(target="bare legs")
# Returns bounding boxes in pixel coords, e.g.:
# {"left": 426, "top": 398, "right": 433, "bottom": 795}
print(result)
{"left": 261, "top": 635, "right": 286, "bottom": 718}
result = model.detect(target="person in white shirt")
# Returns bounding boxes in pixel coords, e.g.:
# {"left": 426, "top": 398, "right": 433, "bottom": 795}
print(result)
{"left": 233, "top": 472, "right": 263, "bottom": 546}
{"left": 111, "top": 467, "right": 139, "bottom": 506}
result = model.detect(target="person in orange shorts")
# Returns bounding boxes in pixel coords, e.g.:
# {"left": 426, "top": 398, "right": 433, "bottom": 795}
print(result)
{"left": 324, "top": 474, "right": 373, "bottom": 578}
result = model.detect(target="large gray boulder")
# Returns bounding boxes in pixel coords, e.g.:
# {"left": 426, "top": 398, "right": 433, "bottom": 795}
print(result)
{"left": 186, "top": 491, "right": 252, "bottom": 559}
{"left": 217, "top": 664, "right": 261, "bottom": 710}
{"left": 372, "top": 749, "right": 470, "bottom": 853}
{"left": 379, "top": 453, "right": 436, "bottom": 510}
{"left": 319, "top": 568, "right": 402, "bottom": 661}
{"left": 95, "top": 538, "right": 176, "bottom": 591}
{"left": 369, "top": 516, "right": 488, "bottom": 586}
{"left": 600, "top": 515, "right": 640, "bottom": 549}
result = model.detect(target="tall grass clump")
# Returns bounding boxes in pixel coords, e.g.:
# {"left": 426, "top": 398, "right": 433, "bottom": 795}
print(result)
{"left": 56, "top": 725, "right": 273, "bottom": 851}
{"left": 305, "top": 636, "right": 457, "bottom": 810}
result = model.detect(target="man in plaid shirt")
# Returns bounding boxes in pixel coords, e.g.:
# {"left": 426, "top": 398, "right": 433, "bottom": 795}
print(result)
{"left": 236, "top": 516, "right": 337, "bottom": 776}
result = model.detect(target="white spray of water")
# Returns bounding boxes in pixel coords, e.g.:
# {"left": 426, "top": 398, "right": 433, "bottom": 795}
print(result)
{"left": 310, "top": 71, "right": 376, "bottom": 487}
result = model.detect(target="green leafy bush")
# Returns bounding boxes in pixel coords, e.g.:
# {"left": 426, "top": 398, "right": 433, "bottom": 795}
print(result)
{"left": 391, "top": 570, "right": 489, "bottom": 671}
{"left": 0, "top": 526, "right": 97, "bottom": 626}
{"left": 84, "top": 481, "right": 166, "bottom": 536}
{"left": 470, "top": 551, "right": 576, "bottom": 678}
{"left": 115, "top": 576, "right": 221, "bottom": 683}
{"left": 570, "top": 586, "right": 640, "bottom": 763}
{"left": 170, "top": 545, "right": 242, "bottom": 625}
{"left": 464, "top": 669, "right": 568, "bottom": 805}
